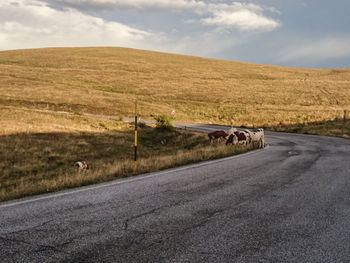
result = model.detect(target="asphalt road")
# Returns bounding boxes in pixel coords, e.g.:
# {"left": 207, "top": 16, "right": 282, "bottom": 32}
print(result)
{"left": 1, "top": 124, "right": 349, "bottom": 263}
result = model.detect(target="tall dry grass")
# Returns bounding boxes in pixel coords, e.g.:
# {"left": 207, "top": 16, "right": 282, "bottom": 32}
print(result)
{"left": 0, "top": 108, "right": 252, "bottom": 201}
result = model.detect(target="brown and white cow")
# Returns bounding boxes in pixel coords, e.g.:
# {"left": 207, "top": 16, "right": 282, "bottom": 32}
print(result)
{"left": 243, "top": 129, "right": 252, "bottom": 144}
{"left": 208, "top": 130, "right": 228, "bottom": 143}
{"left": 226, "top": 133, "right": 238, "bottom": 145}
{"left": 226, "top": 127, "right": 237, "bottom": 136}
{"left": 234, "top": 131, "right": 249, "bottom": 145}
{"left": 226, "top": 130, "right": 249, "bottom": 145}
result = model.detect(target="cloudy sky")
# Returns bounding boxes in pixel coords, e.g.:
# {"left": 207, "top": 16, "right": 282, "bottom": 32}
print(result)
{"left": 1, "top": 0, "right": 349, "bottom": 68}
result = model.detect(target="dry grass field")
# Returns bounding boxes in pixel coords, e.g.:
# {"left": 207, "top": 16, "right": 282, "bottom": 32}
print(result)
{"left": 1, "top": 47, "right": 349, "bottom": 128}
{"left": 1, "top": 47, "right": 349, "bottom": 201}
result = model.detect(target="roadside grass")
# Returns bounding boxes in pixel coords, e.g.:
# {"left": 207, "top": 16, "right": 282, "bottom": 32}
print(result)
{"left": 1, "top": 47, "right": 349, "bottom": 130}
{"left": 0, "top": 108, "right": 253, "bottom": 202}
{"left": 267, "top": 118, "right": 350, "bottom": 138}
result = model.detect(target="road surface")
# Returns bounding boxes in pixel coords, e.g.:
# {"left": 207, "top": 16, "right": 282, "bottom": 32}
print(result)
{"left": 1, "top": 124, "right": 349, "bottom": 262}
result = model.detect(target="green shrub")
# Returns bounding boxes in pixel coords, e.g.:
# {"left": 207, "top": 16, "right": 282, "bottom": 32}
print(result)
{"left": 138, "top": 121, "right": 147, "bottom": 128}
{"left": 154, "top": 114, "right": 174, "bottom": 131}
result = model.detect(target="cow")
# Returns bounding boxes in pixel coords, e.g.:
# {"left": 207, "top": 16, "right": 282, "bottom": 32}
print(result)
{"left": 227, "top": 127, "right": 237, "bottom": 136}
{"left": 226, "top": 133, "right": 238, "bottom": 145}
{"left": 252, "top": 128, "right": 265, "bottom": 148}
{"left": 233, "top": 131, "right": 249, "bottom": 145}
{"left": 240, "top": 128, "right": 265, "bottom": 148}
{"left": 75, "top": 161, "right": 89, "bottom": 171}
{"left": 243, "top": 129, "right": 252, "bottom": 144}
{"left": 208, "top": 130, "right": 228, "bottom": 143}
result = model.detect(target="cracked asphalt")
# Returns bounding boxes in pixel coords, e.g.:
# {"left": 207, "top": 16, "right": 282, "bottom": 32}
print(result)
{"left": 0, "top": 126, "right": 350, "bottom": 263}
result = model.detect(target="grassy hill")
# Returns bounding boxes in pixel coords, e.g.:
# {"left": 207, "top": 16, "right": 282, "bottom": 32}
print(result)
{"left": 1, "top": 47, "right": 350, "bottom": 130}
{"left": 1, "top": 47, "right": 350, "bottom": 201}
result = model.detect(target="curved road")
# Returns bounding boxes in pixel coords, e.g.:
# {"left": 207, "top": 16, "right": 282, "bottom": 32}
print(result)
{"left": 0, "top": 124, "right": 349, "bottom": 262}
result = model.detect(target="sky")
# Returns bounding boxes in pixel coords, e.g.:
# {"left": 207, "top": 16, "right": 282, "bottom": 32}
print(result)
{"left": 1, "top": 0, "right": 350, "bottom": 69}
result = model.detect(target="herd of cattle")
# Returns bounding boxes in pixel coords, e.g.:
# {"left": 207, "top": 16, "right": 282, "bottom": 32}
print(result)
{"left": 208, "top": 127, "right": 265, "bottom": 148}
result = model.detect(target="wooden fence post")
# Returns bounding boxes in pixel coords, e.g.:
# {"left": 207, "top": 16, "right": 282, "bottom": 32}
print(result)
{"left": 342, "top": 110, "right": 347, "bottom": 135}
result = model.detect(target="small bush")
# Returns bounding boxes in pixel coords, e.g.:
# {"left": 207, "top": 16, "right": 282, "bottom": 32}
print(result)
{"left": 138, "top": 121, "right": 147, "bottom": 128}
{"left": 154, "top": 114, "right": 174, "bottom": 131}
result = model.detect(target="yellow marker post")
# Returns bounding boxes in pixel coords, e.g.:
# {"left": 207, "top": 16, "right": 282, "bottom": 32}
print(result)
{"left": 134, "top": 101, "right": 138, "bottom": 171}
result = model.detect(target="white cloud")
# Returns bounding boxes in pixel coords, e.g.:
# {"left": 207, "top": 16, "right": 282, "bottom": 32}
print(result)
{"left": 0, "top": 0, "right": 281, "bottom": 63}
{"left": 0, "top": 0, "right": 159, "bottom": 51}
{"left": 280, "top": 37, "right": 350, "bottom": 63}
{"left": 202, "top": 8, "right": 280, "bottom": 31}
{"left": 40, "top": 0, "right": 208, "bottom": 12}
{"left": 39, "top": 0, "right": 280, "bottom": 32}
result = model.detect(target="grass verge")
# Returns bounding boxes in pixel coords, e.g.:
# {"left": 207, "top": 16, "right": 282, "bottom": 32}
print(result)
{"left": 0, "top": 107, "right": 254, "bottom": 202}
{"left": 266, "top": 117, "right": 350, "bottom": 138}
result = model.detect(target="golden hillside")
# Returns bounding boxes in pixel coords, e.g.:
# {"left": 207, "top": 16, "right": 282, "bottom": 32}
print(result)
{"left": 1, "top": 47, "right": 350, "bottom": 127}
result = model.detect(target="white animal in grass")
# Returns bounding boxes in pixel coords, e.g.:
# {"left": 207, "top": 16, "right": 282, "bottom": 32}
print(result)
{"left": 74, "top": 161, "right": 89, "bottom": 171}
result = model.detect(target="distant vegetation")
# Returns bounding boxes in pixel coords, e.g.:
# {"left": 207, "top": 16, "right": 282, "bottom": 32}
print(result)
{"left": 154, "top": 114, "right": 175, "bottom": 131}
